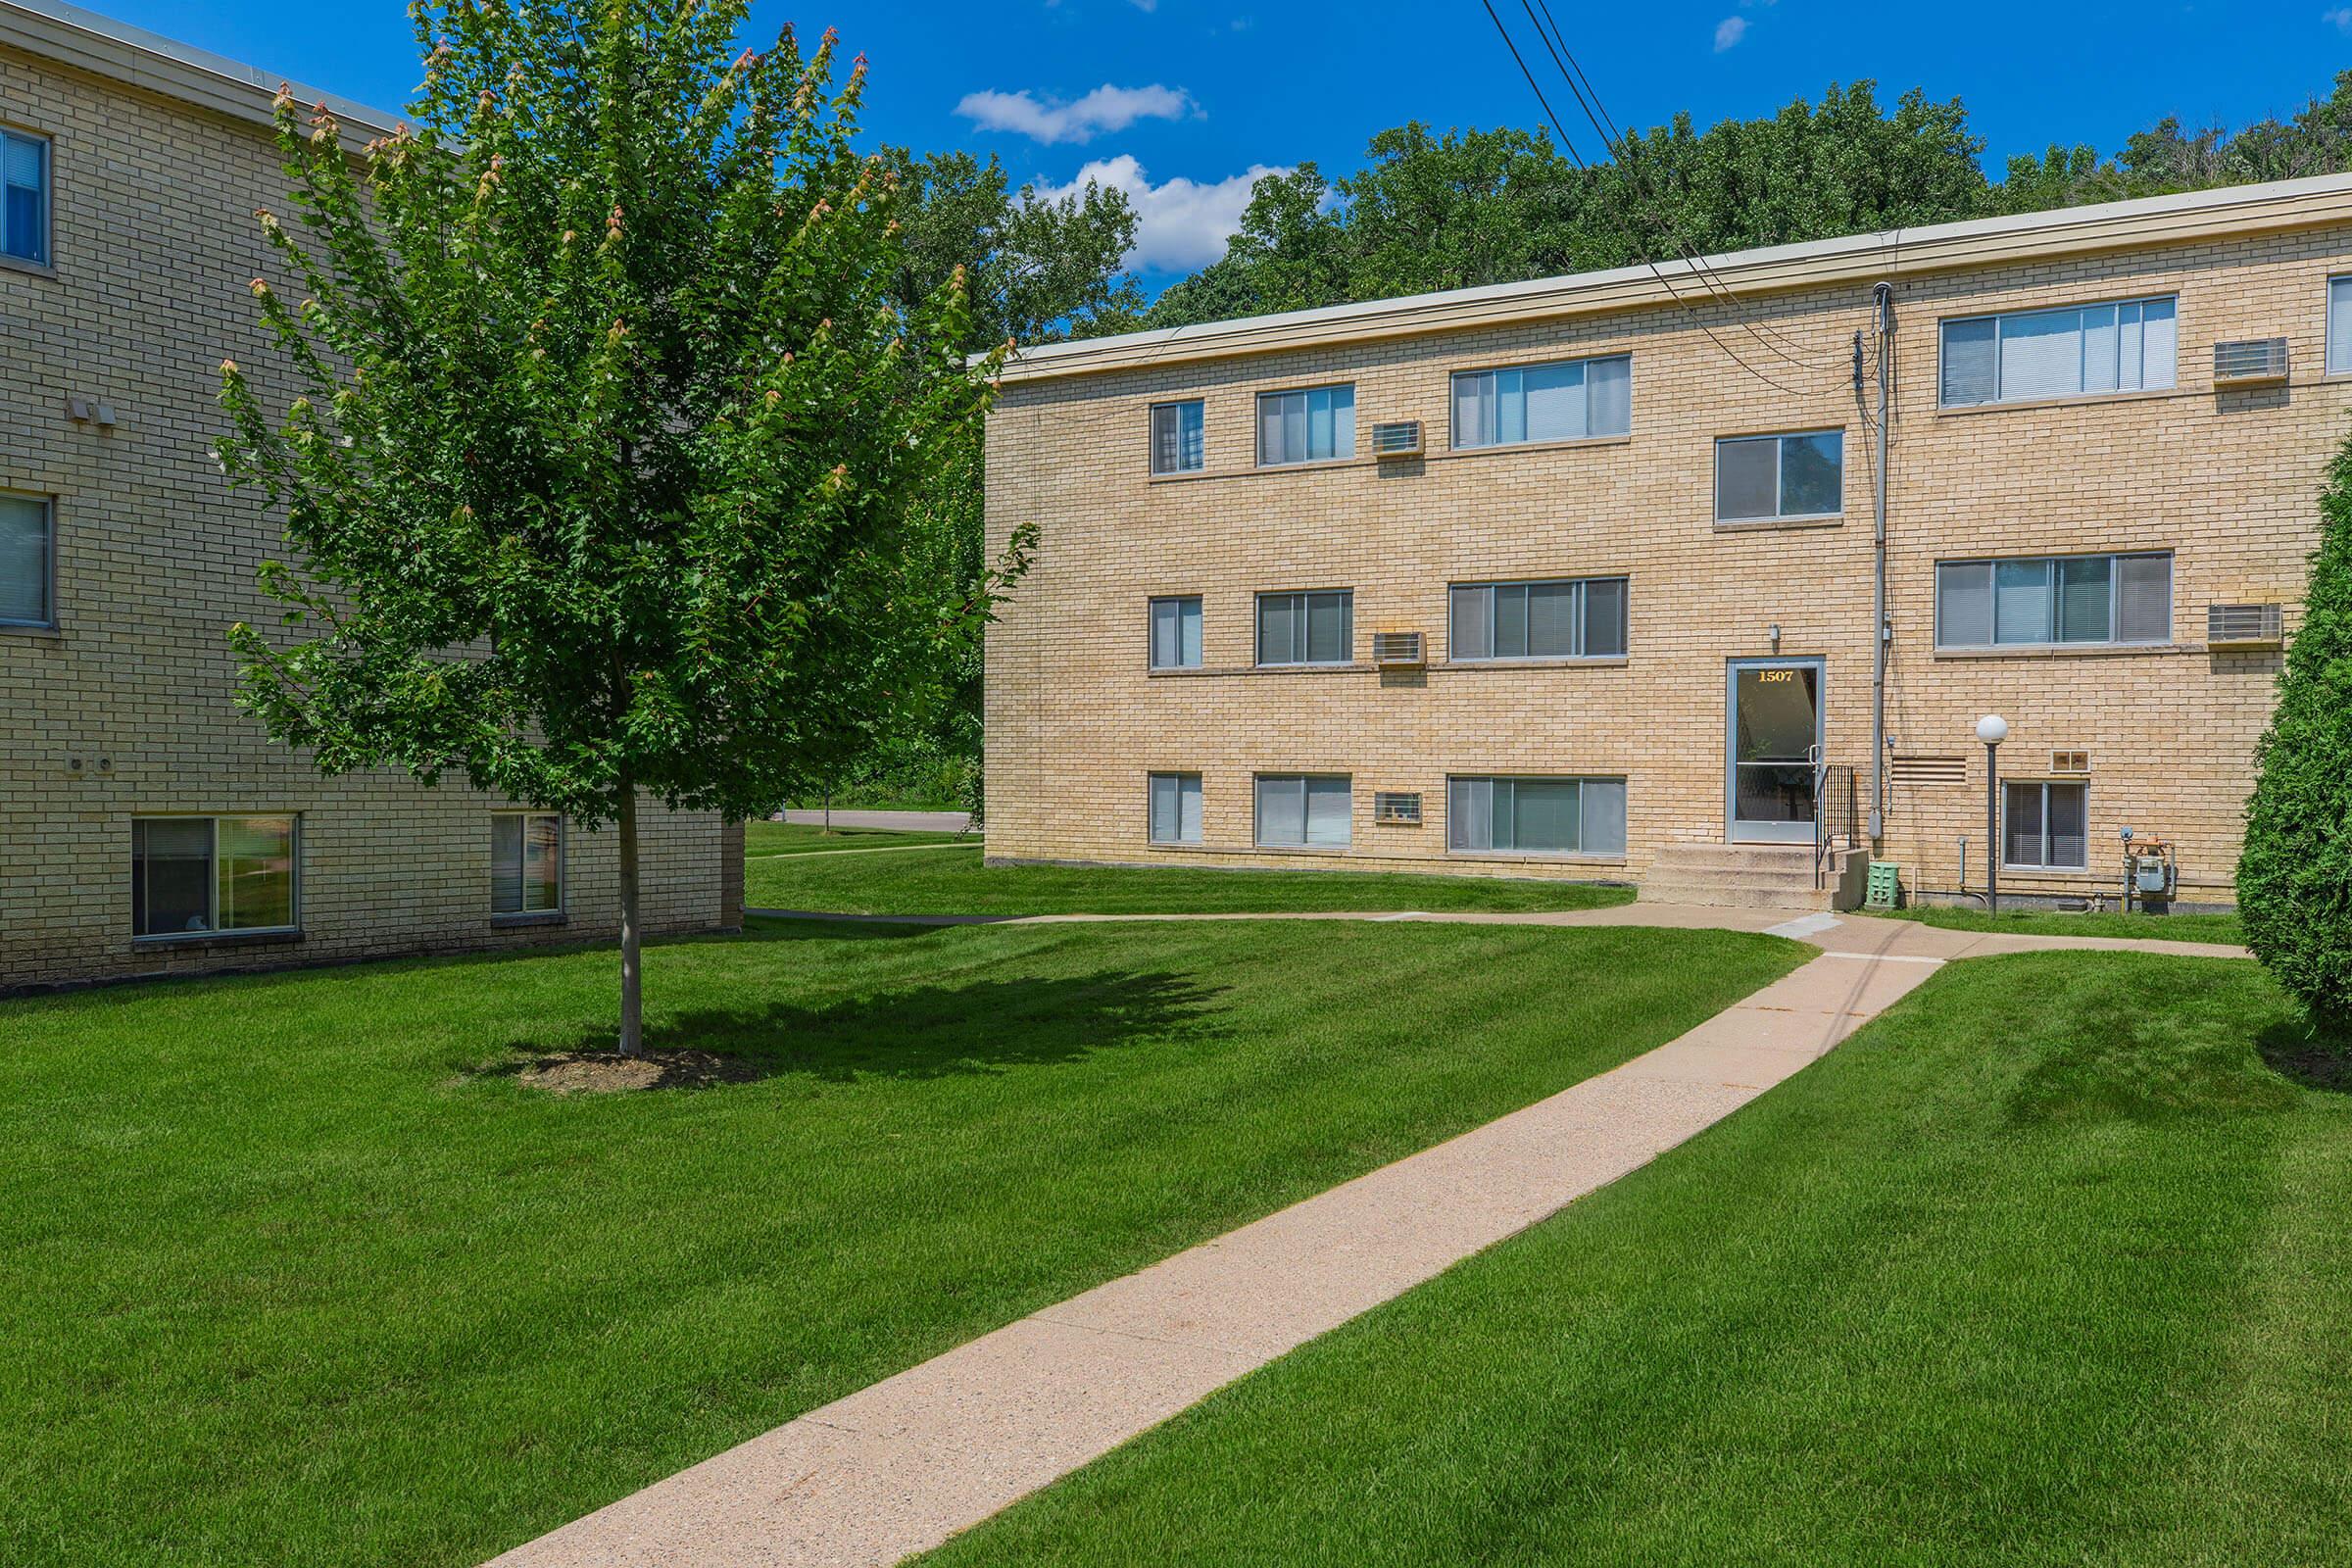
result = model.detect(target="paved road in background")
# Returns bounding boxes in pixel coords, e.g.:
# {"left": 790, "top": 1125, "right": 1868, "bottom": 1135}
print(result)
{"left": 779, "top": 808, "right": 974, "bottom": 834}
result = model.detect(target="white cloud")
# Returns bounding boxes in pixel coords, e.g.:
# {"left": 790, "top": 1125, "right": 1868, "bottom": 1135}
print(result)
{"left": 956, "top": 83, "right": 1194, "bottom": 145}
{"left": 2329, "top": 6, "right": 2352, "bottom": 30}
{"left": 1034, "top": 155, "right": 1285, "bottom": 272}
{"left": 1713, "top": 15, "right": 1748, "bottom": 50}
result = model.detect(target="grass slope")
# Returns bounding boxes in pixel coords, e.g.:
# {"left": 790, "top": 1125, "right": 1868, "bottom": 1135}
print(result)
{"left": 1866, "top": 903, "right": 2244, "bottom": 946}
{"left": 746, "top": 844, "right": 1633, "bottom": 915}
{"left": 926, "top": 953, "right": 2352, "bottom": 1568}
{"left": 0, "top": 919, "right": 1794, "bottom": 1567}
{"left": 744, "top": 819, "right": 973, "bottom": 855}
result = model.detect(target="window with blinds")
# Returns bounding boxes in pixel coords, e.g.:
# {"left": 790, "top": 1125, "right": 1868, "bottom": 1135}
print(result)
{"left": 1255, "top": 774, "right": 1350, "bottom": 848}
{"left": 1939, "top": 296, "right": 2177, "bottom": 407}
{"left": 1451, "top": 354, "right": 1631, "bottom": 448}
{"left": 1149, "top": 400, "right": 1204, "bottom": 474}
{"left": 1448, "top": 577, "right": 1628, "bottom": 661}
{"left": 2004, "top": 781, "right": 2087, "bottom": 870}
{"left": 132, "top": 815, "right": 300, "bottom": 937}
{"left": 1447, "top": 776, "right": 1626, "bottom": 857}
{"left": 1935, "top": 553, "right": 2171, "bottom": 649}
{"left": 1148, "top": 772, "right": 1203, "bottom": 845}
{"left": 492, "top": 811, "right": 564, "bottom": 915}
{"left": 1256, "top": 590, "right": 1352, "bottom": 665}
{"left": 1, "top": 129, "right": 46, "bottom": 267}
{"left": 1150, "top": 596, "right": 1203, "bottom": 669}
{"left": 1256, "top": 385, "right": 1354, "bottom": 466}
{"left": 0, "top": 493, "right": 52, "bottom": 627}
{"left": 1714, "top": 430, "right": 1844, "bottom": 521}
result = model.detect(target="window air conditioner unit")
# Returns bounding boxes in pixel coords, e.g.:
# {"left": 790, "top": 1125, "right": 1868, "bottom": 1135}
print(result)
{"left": 2207, "top": 602, "right": 2284, "bottom": 648}
{"left": 1370, "top": 420, "right": 1423, "bottom": 460}
{"left": 1371, "top": 630, "right": 1426, "bottom": 666}
{"left": 2212, "top": 338, "right": 2288, "bottom": 387}
{"left": 1373, "top": 791, "right": 1424, "bottom": 826}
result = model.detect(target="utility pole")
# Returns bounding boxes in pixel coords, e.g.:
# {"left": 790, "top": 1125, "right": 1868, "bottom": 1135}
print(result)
{"left": 1868, "top": 281, "right": 1894, "bottom": 845}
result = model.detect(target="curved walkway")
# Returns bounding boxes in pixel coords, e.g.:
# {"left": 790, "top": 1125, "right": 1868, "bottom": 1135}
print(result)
{"left": 489, "top": 905, "right": 2248, "bottom": 1568}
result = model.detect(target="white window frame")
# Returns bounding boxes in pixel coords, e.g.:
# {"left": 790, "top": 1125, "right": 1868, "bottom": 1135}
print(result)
{"left": 1148, "top": 771, "right": 1203, "bottom": 846}
{"left": 1149, "top": 595, "right": 1203, "bottom": 670}
{"left": 1447, "top": 576, "right": 1628, "bottom": 662}
{"left": 1254, "top": 773, "right": 1351, "bottom": 849}
{"left": 130, "top": 813, "right": 302, "bottom": 940}
{"left": 1149, "top": 399, "right": 1205, "bottom": 475}
{"left": 0, "top": 124, "right": 51, "bottom": 270}
{"left": 1255, "top": 384, "right": 1355, "bottom": 467}
{"left": 1937, "top": 294, "right": 2178, "bottom": 408}
{"left": 2328, "top": 274, "right": 2352, "bottom": 376}
{"left": 491, "top": 810, "right": 565, "bottom": 917}
{"left": 1254, "top": 589, "right": 1353, "bottom": 667}
{"left": 1713, "top": 429, "right": 1845, "bottom": 523}
{"left": 1449, "top": 353, "right": 1632, "bottom": 449}
{"left": 1933, "top": 552, "right": 2173, "bottom": 651}
{"left": 2002, "top": 780, "right": 2089, "bottom": 872}
{"left": 0, "top": 490, "right": 55, "bottom": 629}
{"left": 1446, "top": 775, "right": 1628, "bottom": 858}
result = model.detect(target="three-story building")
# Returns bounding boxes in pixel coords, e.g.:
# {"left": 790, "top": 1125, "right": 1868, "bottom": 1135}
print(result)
{"left": 1, "top": 0, "right": 741, "bottom": 988}
{"left": 984, "top": 174, "right": 2352, "bottom": 909}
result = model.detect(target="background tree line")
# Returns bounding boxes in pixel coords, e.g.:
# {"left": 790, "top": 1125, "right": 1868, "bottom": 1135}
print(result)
{"left": 848, "top": 72, "right": 2352, "bottom": 816}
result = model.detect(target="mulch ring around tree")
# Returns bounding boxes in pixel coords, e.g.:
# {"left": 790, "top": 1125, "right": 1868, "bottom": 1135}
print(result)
{"left": 513, "top": 1049, "right": 772, "bottom": 1095}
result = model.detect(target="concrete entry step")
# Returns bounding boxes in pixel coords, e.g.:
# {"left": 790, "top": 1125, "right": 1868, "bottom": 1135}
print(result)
{"left": 1639, "top": 880, "right": 1840, "bottom": 912}
{"left": 1641, "top": 842, "right": 1868, "bottom": 911}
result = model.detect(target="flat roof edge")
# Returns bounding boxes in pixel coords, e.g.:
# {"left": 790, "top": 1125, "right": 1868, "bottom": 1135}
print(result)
{"left": 1001, "top": 171, "right": 2352, "bottom": 385}
{"left": 0, "top": 0, "right": 404, "bottom": 139}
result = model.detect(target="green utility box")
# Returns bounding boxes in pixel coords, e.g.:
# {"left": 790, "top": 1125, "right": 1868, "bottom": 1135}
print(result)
{"left": 1866, "top": 861, "right": 1902, "bottom": 910}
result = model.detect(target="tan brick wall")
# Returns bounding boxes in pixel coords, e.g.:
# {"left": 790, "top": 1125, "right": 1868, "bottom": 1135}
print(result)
{"left": 0, "top": 48, "right": 731, "bottom": 988}
{"left": 986, "top": 221, "right": 2351, "bottom": 907}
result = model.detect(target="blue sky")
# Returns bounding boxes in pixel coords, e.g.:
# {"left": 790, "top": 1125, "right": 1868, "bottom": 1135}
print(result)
{"left": 88, "top": 0, "right": 2352, "bottom": 284}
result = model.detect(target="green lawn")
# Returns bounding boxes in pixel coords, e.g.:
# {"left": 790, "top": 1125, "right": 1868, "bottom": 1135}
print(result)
{"left": 925, "top": 952, "right": 2352, "bottom": 1567}
{"left": 744, "top": 819, "right": 974, "bottom": 855}
{"left": 746, "top": 843, "right": 1634, "bottom": 915}
{"left": 1865, "top": 902, "right": 2245, "bottom": 946}
{"left": 0, "top": 917, "right": 1797, "bottom": 1568}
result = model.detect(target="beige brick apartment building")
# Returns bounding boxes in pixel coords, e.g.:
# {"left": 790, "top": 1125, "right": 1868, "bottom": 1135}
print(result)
{"left": 985, "top": 173, "right": 2352, "bottom": 909}
{"left": 0, "top": 0, "right": 740, "bottom": 989}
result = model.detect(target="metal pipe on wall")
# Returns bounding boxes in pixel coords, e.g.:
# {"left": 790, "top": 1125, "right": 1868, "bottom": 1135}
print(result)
{"left": 1870, "top": 281, "right": 1893, "bottom": 844}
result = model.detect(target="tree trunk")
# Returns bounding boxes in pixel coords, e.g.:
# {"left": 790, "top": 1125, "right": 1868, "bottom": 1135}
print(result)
{"left": 616, "top": 782, "right": 645, "bottom": 1058}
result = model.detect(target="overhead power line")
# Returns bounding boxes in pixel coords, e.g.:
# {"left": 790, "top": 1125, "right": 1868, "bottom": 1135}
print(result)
{"left": 1474, "top": 0, "right": 1818, "bottom": 398}
{"left": 1518, "top": 0, "right": 1846, "bottom": 380}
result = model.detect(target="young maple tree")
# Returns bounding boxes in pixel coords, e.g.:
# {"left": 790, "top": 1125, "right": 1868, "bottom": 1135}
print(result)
{"left": 217, "top": 0, "right": 1021, "bottom": 1054}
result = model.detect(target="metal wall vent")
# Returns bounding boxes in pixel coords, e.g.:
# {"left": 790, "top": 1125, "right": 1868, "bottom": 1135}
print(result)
{"left": 1373, "top": 791, "right": 1424, "bottom": 825}
{"left": 2208, "top": 602, "right": 2284, "bottom": 648}
{"left": 1371, "top": 630, "right": 1427, "bottom": 666}
{"left": 1370, "top": 420, "right": 1424, "bottom": 460}
{"left": 2213, "top": 338, "right": 2289, "bottom": 386}
{"left": 1889, "top": 754, "right": 1968, "bottom": 787}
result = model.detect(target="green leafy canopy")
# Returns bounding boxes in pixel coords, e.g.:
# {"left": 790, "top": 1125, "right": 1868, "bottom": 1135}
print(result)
{"left": 216, "top": 0, "right": 1029, "bottom": 831}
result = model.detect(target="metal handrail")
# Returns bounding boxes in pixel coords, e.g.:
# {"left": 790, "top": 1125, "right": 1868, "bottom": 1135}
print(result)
{"left": 1814, "top": 762, "right": 1858, "bottom": 890}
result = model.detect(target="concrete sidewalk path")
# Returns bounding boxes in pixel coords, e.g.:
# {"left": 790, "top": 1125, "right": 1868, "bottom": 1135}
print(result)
{"left": 780, "top": 808, "right": 974, "bottom": 834}
{"left": 747, "top": 901, "right": 2251, "bottom": 964}
{"left": 486, "top": 938, "right": 1947, "bottom": 1568}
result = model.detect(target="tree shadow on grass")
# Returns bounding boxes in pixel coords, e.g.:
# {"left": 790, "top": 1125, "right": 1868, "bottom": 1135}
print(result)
{"left": 2257, "top": 1016, "right": 2352, "bottom": 1094}
{"left": 473, "top": 969, "right": 1230, "bottom": 1091}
